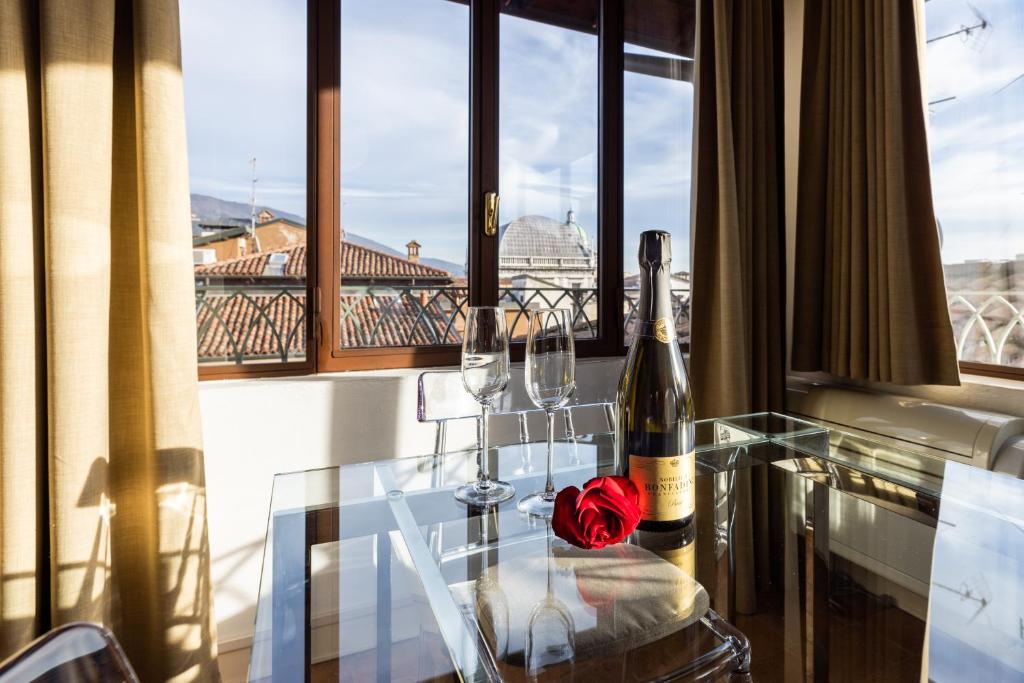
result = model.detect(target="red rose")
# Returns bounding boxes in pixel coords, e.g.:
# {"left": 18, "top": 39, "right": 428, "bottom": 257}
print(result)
{"left": 551, "top": 476, "right": 641, "bottom": 550}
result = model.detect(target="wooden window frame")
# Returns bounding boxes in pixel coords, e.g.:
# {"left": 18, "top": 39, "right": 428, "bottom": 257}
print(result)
{"left": 317, "top": 0, "right": 625, "bottom": 373}
{"left": 201, "top": 0, "right": 700, "bottom": 379}
{"left": 959, "top": 361, "right": 1024, "bottom": 382}
{"left": 198, "top": 0, "right": 321, "bottom": 381}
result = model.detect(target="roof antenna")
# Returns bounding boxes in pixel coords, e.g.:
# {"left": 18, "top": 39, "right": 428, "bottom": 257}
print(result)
{"left": 249, "top": 156, "right": 262, "bottom": 253}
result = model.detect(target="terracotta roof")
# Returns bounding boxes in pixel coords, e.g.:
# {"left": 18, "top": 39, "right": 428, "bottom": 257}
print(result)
{"left": 196, "top": 291, "right": 306, "bottom": 360}
{"left": 339, "top": 243, "right": 450, "bottom": 281}
{"left": 194, "top": 243, "right": 451, "bottom": 281}
{"left": 196, "top": 289, "right": 467, "bottom": 360}
{"left": 195, "top": 246, "right": 308, "bottom": 277}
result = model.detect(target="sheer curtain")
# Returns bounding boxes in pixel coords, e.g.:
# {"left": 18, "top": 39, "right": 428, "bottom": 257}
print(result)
{"left": 0, "top": 1, "right": 219, "bottom": 680}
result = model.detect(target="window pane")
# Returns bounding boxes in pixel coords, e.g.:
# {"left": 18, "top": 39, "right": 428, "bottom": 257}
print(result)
{"left": 183, "top": 0, "right": 308, "bottom": 366}
{"left": 338, "top": 0, "right": 469, "bottom": 349}
{"left": 622, "top": 0, "right": 694, "bottom": 347}
{"left": 926, "top": 2, "right": 1024, "bottom": 369}
{"left": 498, "top": 2, "right": 599, "bottom": 341}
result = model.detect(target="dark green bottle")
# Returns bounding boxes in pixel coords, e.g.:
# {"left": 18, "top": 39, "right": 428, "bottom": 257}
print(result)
{"left": 617, "top": 230, "right": 695, "bottom": 531}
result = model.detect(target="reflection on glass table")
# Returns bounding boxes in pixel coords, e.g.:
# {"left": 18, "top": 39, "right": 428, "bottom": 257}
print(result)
{"left": 926, "top": 461, "right": 1024, "bottom": 682}
{"left": 248, "top": 413, "right": 981, "bottom": 682}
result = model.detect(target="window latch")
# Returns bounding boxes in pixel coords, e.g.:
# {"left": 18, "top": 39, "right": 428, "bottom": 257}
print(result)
{"left": 483, "top": 192, "right": 499, "bottom": 237}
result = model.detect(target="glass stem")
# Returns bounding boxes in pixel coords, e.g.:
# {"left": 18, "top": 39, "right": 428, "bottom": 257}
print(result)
{"left": 545, "top": 409, "right": 556, "bottom": 496}
{"left": 478, "top": 403, "right": 492, "bottom": 490}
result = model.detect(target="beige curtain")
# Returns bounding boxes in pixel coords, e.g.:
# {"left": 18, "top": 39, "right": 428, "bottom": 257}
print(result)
{"left": 689, "top": 0, "right": 785, "bottom": 617}
{"left": 791, "top": 0, "right": 960, "bottom": 386}
{"left": 0, "top": 1, "right": 219, "bottom": 680}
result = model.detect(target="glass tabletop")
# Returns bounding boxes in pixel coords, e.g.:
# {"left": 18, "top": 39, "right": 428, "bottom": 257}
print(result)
{"left": 248, "top": 412, "right": 970, "bottom": 682}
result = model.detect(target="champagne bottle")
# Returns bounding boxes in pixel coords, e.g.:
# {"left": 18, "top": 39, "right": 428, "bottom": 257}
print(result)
{"left": 617, "top": 230, "right": 695, "bottom": 531}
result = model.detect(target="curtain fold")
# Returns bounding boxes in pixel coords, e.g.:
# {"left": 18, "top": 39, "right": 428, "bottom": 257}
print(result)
{"left": 791, "top": 0, "right": 960, "bottom": 386}
{"left": 689, "top": 0, "right": 786, "bottom": 420}
{"left": 0, "top": 1, "right": 219, "bottom": 680}
{"left": 689, "top": 0, "right": 786, "bottom": 617}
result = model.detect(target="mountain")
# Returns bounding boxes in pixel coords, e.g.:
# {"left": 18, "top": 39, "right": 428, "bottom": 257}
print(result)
{"left": 190, "top": 193, "right": 305, "bottom": 225}
{"left": 191, "top": 193, "right": 466, "bottom": 277}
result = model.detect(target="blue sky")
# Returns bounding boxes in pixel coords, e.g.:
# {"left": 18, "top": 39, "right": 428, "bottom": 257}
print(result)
{"left": 180, "top": 0, "right": 690, "bottom": 272}
{"left": 925, "top": 0, "right": 1024, "bottom": 262}
{"left": 180, "top": 0, "right": 1020, "bottom": 269}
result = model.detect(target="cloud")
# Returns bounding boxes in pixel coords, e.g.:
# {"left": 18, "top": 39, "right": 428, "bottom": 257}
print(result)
{"left": 925, "top": 0, "right": 1024, "bottom": 263}
{"left": 181, "top": 0, "right": 695, "bottom": 266}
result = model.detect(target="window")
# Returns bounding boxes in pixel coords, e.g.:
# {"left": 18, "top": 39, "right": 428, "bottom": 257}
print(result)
{"left": 182, "top": 0, "right": 310, "bottom": 376}
{"left": 336, "top": 0, "right": 469, "bottom": 351}
{"left": 622, "top": 0, "right": 695, "bottom": 347}
{"left": 925, "top": 1, "right": 1024, "bottom": 376}
{"left": 184, "top": 0, "right": 698, "bottom": 377}
{"left": 498, "top": 1, "right": 600, "bottom": 341}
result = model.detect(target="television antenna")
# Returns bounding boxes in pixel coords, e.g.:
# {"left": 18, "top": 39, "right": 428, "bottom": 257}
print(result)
{"left": 248, "top": 156, "right": 262, "bottom": 253}
{"left": 926, "top": 3, "right": 990, "bottom": 51}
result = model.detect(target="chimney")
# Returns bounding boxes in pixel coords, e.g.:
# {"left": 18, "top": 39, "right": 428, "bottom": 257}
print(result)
{"left": 406, "top": 240, "right": 421, "bottom": 263}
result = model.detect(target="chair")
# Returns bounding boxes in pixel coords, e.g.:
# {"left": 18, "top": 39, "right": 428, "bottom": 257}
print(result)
{"left": 416, "top": 367, "right": 618, "bottom": 456}
{"left": 0, "top": 622, "right": 139, "bottom": 683}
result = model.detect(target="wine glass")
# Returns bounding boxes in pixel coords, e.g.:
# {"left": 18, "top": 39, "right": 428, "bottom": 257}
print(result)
{"left": 455, "top": 307, "right": 516, "bottom": 506}
{"left": 517, "top": 309, "right": 575, "bottom": 517}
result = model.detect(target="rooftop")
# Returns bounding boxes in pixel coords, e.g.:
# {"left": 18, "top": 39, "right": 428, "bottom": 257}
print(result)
{"left": 194, "top": 242, "right": 453, "bottom": 282}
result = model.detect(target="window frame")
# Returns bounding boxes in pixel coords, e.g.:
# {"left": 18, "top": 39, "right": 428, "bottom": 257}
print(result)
{"left": 317, "top": 0, "right": 626, "bottom": 373}
{"left": 920, "top": 4, "right": 1024, "bottom": 383}
{"left": 198, "top": 0, "right": 697, "bottom": 379}
{"left": 196, "top": 0, "right": 320, "bottom": 380}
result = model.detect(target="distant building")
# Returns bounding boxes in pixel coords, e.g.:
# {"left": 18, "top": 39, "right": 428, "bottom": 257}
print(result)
{"left": 498, "top": 211, "right": 596, "bottom": 290}
{"left": 943, "top": 254, "right": 1024, "bottom": 292}
{"left": 193, "top": 215, "right": 305, "bottom": 262}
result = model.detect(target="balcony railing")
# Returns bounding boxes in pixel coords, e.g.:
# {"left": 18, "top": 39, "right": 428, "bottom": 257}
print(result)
{"left": 196, "top": 283, "right": 691, "bottom": 365}
{"left": 196, "top": 284, "right": 1023, "bottom": 369}
{"left": 947, "top": 291, "right": 1024, "bottom": 367}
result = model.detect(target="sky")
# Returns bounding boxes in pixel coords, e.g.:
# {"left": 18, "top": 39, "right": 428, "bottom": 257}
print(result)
{"left": 180, "top": 0, "right": 1020, "bottom": 270}
{"left": 180, "top": 0, "right": 690, "bottom": 272}
{"left": 925, "top": 0, "right": 1024, "bottom": 262}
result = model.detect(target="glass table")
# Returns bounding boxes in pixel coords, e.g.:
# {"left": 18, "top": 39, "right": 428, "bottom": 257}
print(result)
{"left": 248, "top": 412, "right": 957, "bottom": 682}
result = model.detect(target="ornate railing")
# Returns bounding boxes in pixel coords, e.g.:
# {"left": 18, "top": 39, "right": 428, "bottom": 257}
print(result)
{"left": 196, "top": 283, "right": 692, "bottom": 364}
{"left": 195, "top": 283, "right": 306, "bottom": 363}
{"left": 947, "top": 291, "right": 1024, "bottom": 367}
{"left": 198, "top": 284, "right": 1024, "bottom": 368}
{"left": 624, "top": 288, "right": 691, "bottom": 343}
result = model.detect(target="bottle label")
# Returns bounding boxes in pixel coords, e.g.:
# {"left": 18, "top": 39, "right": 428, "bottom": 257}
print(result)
{"left": 628, "top": 451, "right": 695, "bottom": 521}
{"left": 635, "top": 317, "right": 676, "bottom": 343}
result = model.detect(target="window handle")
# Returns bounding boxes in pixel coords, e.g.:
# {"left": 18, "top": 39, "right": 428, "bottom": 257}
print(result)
{"left": 484, "top": 192, "right": 499, "bottom": 237}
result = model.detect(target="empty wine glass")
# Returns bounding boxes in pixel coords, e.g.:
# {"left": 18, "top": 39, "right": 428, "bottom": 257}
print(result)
{"left": 517, "top": 309, "right": 575, "bottom": 517}
{"left": 455, "top": 307, "right": 516, "bottom": 506}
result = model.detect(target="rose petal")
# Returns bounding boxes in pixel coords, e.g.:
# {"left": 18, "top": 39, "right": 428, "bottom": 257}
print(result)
{"left": 552, "top": 487, "right": 589, "bottom": 548}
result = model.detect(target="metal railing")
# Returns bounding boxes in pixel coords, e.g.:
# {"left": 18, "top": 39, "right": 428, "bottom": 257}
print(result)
{"left": 196, "top": 283, "right": 692, "bottom": 364}
{"left": 197, "top": 284, "right": 1024, "bottom": 369}
{"left": 947, "top": 291, "right": 1024, "bottom": 367}
{"left": 195, "top": 283, "right": 306, "bottom": 364}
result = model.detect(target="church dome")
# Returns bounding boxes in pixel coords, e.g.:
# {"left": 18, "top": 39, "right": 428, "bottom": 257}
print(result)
{"left": 499, "top": 211, "right": 593, "bottom": 260}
